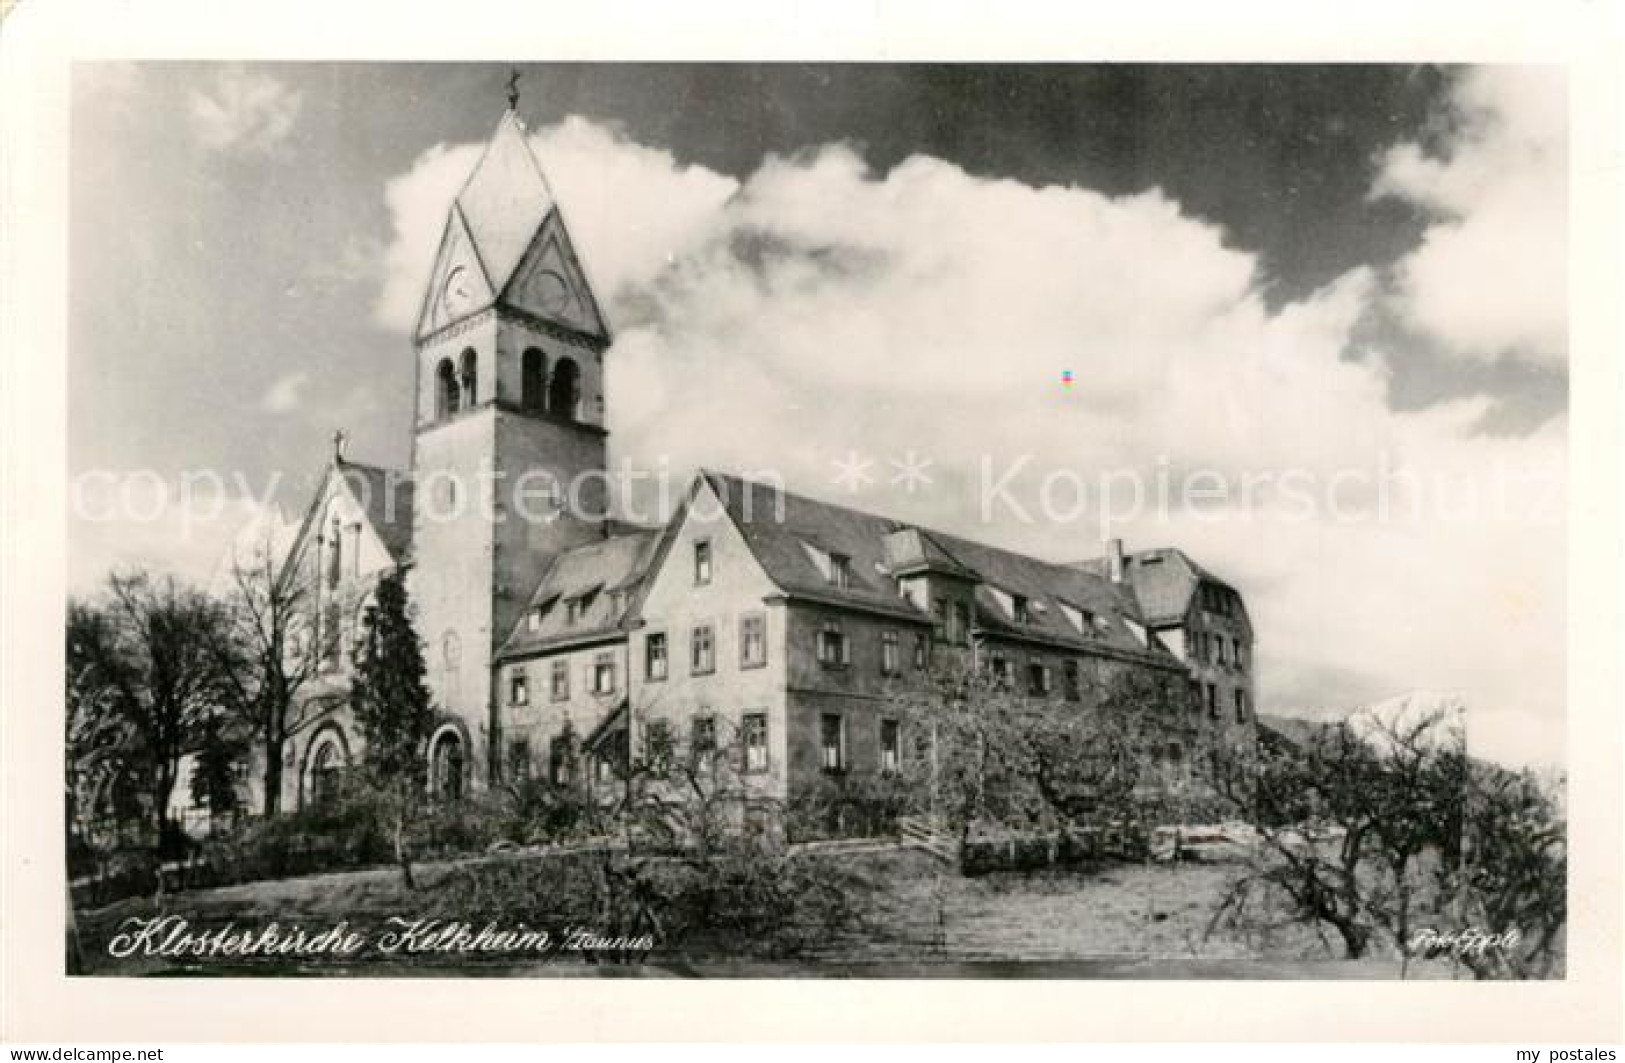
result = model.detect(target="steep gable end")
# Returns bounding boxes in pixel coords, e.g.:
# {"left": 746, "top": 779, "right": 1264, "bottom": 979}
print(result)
{"left": 415, "top": 204, "right": 496, "bottom": 340}
{"left": 501, "top": 211, "right": 610, "bottom": 340}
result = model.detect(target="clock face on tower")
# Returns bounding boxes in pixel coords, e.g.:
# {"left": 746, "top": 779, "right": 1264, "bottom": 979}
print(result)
{"left": 442, "top": 265, "right": 477, "bottom": 317}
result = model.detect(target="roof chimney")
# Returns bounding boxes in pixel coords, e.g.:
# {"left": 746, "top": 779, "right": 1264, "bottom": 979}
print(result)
{"left": 1106, "top": 537, "right": 1126, "bottom": 583}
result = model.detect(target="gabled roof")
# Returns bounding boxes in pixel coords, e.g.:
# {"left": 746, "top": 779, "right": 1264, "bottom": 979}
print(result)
{"left": 497, "top": 528, "right": 664, "bottom": 658}
{"left": 457, "top": 108, "right": 557, "bottom": 294}
{"left": 701, "top": 471, "right": 1168, "bottom": 660}
{"left": 336, "top": 460, "right": 414, "bottom": 562}
{"left": 416, "top": 108, "right": 610, "bottom": 342}
{"left": 280, "top": 457, "right": 414, "bottom": 589}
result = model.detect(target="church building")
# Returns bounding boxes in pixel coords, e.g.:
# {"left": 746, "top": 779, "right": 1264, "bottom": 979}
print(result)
{"left": 258, "top": 97, "right": 1258, "bottom": 816}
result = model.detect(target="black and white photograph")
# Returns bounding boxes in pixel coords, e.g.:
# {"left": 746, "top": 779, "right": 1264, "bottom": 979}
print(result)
{"left": 49, "top": 57, "right": 1578, "bottom": 981}
{"left": 34, "top": 56, "right": 1586, "bottom": 988}
{"left": 5, "top": 0, "right": 1623, "bottom": 1043}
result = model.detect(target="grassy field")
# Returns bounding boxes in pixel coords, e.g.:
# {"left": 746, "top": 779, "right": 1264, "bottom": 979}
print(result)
{"left": 71, "top": 846, "right": 1453, "bottom": 977}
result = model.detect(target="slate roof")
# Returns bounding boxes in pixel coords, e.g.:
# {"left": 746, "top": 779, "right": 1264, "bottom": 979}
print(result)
{"left": 336, "top": 460, "right": 414, "bottom": 562}
{"left": 702, "top": 471, "right": 1172, "bottom": 662}
{"left": 497, "top": 528, "right": 665, "bottom": 659}
{"left": 1077, "top": 547, "right": 1244, "bottom": 629}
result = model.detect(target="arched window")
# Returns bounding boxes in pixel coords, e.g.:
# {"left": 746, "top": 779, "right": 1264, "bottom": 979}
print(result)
{"left": 435, "top": 359, "right": 459, "bottom": 419}
{"left": 459, "top": 348, "right": 478, "bottom": 408}
{"left": 430, "top": 729, "right": 465, "bottom": 801}
{"left": 548, "top": 356, "right": 580, "bottom": 420}
{"left": 521, "top": 347, "right": 546, "bottom": 413}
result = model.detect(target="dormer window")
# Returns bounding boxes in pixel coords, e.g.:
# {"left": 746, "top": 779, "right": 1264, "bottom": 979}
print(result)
{"left": 1011, "top": 594, "right": 1031, "bottom": 625}
{"left": 801, "top": 541, "right": 856, "bottom": 589}
{"left": 526, "top": 606, "right": 544, "bottom": 633}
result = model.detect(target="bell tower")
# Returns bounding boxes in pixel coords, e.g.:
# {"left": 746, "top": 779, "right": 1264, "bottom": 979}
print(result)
{"left": 408, "top": 95, "right": 613, "bottom": 788}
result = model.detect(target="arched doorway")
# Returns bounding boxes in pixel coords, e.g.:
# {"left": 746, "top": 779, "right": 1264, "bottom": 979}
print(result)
{"left": 429, "top": 726, "right": 465, "bottom": 802}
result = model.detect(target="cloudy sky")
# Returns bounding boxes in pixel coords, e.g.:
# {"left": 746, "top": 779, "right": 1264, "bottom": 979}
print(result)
{"left": 68, "top": 63, "right": 1567, "bottom": 766}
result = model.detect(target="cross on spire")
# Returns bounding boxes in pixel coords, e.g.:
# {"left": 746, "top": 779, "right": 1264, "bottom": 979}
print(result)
{"left": 505, "top": 68, "right": 521, "bottom": 111}
{"left": 331, "top": 428, "right": 348, "bottom": 464}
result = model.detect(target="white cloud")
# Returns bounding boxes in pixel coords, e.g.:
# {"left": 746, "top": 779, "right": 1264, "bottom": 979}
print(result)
{"left": 372, "top": 112, "right": 1567, "bottom": 768}
{"left": 260, "top": 370, "right": 310, "bottom": 413}
{"left": 188, "top": 66, "right": 303, "bottom": 154}
{"left": 68, "top": 474, "right": 291, "bottom": 598}
{"left": 1374, "top": 67, "right": 1567, "bottom": 364}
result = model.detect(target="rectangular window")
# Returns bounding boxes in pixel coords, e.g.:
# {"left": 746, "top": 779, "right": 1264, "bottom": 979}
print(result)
{"left": 1234, "top": 688, "right": 1248, "bottom": 724}
{"left": 1216, "top": 636, "right": 1228, "bottom": 666}
{"left": 1027, "top": 660, "right": 1051, "bottom": 697}
{"left": 550, "top": 660, "right": 569, "bottom": 701}
{"left": 691, "top": 715, "right": 717, "bottom": 769}
{"left": 989, "top": 655, "right": 1010, "bottom": 685}
{"left": 549, "top": 733, "right": 573, "bottom": 785}
{"left": 509, "top": 670, "right": 529, "bottom": 706}
{"left": 592, "top": 652, "right": 616, "bottom": 695}
{"left": 526, "top": 606, "right": 544, "bottom": 632}
{"left": 739, "top": 612, "right": 767, "bottom": 668}
{"left": 1063, "top": 659, "right": 1081, "bottom": 701}
{"left": 881, "top": 630, "right": 900, "bottom": 676}
{"left": 816, "top": 621, "right": 850, "bottom": 667}
{"left": 820, "top": 713, "right": 845, "bottom": 773}
{"left": 691, "top": 624, "right": 715, "bottom": 674}
{"left": 913, "top": 632, "right": 930, "bottom": 670}
{"left": 1206, "top": 682, "right": 1218, "bottom": 719}
{"left": 742, "top": 712, "right": 769, "bottom": 773}
{"left": 693, "top": 540, "right": 712, "bottom": 585}
{"left": 645, "top": 632, "right": 668, "bottom": 680}
{"left": 644, "top": 720, "right": 674, "bottom": 777}
{"left": 1011, "top": 594, "right": 1030, "bottom": 624}
{"left": 507, "top": 738, "right": 531, "bottom": 780}
{"left": 880, "top": 718, "right": 901, "bottom": 774}
{"left": 932, "top": 597, "right": 949, "bottom": 641}
{"left": 829, "top": 553, "right": 852, "bottom": 589}
{"left": 952, "top": 602, "right": 970, "bottom": 644}
{"left": 1235, "top": 638, "right": 1246, "bottom": 672}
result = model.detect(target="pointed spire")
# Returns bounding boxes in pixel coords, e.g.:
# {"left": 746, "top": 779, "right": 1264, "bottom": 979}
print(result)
{"left": 453, "top": 109, "right": 557, "bottom": 292}
{"left": 505, "top": 68, "right": 521, "bottom": 111}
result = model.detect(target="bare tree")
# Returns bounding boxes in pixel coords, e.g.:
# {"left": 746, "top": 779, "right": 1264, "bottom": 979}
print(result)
{"left": 65, "top": 599, "right": 143, "bottom": 842}
{"left": 891, "top": 660, "right": 1182, "bottom": 847}
{"left": 448, "top": 703, "right": 855, "bottom": 963}
{"left": 1445, "top": 764, "right": 1566, "bottom": 978}
{"left": 1207, "top": 703, "right": 1563, "bottom": 977}
{"left": 209, "top": 529, "right": 353, "bottom": 816}
{"left": 77, "top": 571, "right": 231, "bottom": 851}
